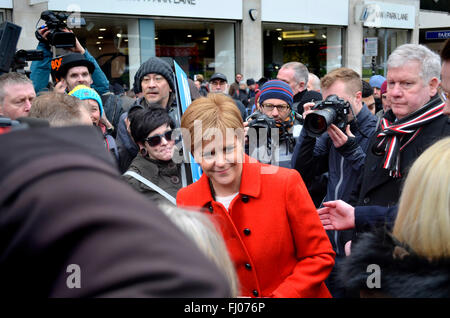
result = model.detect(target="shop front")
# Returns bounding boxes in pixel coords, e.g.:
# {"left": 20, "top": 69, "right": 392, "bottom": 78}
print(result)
{"left": 47, "top": 0, "right": 242, "bottom": 90}
{"left": 0, "top": 0, "right": 12, "bottom": 23}
{"left": 261, "top": 0, "right": 348, "bottom": 79}
{"left": 359, "top": 1, "right": 416, "bottom": 78}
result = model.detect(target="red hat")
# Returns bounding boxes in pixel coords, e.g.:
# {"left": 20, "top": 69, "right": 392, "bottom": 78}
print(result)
{"left": 380, "top": 80, "right": 387, "bottom": 95}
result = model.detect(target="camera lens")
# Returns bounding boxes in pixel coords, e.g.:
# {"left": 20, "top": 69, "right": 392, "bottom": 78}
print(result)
{"left": 304, "top": 107, "right": 337, "bottom": 137}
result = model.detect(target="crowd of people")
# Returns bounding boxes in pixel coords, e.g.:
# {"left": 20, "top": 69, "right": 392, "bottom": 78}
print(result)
{"left": 0, "top": 24, "right": 449, "bottom": 298}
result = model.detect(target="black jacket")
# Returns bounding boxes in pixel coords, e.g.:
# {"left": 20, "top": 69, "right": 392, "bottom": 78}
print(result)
{"left": 339, "top": 229, "right": 450, "bottom": 297}
{"left": 0, "top": 125, "right": 231, "bottom": 297}
{"left": 293, "top": 89, "right": 323, "bottom": 115}
{"left": 354, "top": 109, "right": 450, "bottom": 207}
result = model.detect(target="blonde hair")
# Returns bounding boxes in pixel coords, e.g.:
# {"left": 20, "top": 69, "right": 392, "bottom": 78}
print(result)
{"left": 393, "top": 137, "right": 450, "bottom": 260}
{"left": 321, "top": 67, "right": 362, "bottom": 96}
{"left": 180, "top": 93, "right": 244, "bottom": 153}
{"left": 158, "top": 203, "right": 239, "bottom": 297}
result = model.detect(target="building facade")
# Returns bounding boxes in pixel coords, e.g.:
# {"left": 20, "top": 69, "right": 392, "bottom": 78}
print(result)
{"left": 2, "top": 0, "right": 448, "bottom": 88}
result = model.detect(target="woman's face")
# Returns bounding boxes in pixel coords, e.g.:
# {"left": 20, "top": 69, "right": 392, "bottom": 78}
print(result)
{"left": 85, "top": 99, "right": 101, "bottom": 126}
{"left": 195, "top": 134, "right": 244, "bottom": 195}
{"left": 143, "top": 124, "right": 175, "bottom": 161}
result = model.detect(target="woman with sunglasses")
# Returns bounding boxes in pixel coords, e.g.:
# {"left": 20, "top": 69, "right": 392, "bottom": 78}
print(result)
{"left": 123, "top": 106, "right": 181, "bottom": 205}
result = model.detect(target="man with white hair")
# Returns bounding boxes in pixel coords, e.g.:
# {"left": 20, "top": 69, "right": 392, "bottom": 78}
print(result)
{"left": 353, "top": 43, "right": 449, "bottom": 209}
{"left": 307, "top": 73, "right": 321, "bottom": 92}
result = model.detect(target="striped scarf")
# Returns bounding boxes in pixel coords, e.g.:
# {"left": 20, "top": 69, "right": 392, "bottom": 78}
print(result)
{"left": 373, "top": 96, "right": 445, "bottom": 178}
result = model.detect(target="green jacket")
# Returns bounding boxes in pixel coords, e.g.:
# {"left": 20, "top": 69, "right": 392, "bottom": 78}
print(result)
{"left": 123, "top": 154, "right": 182, "bottom": 206}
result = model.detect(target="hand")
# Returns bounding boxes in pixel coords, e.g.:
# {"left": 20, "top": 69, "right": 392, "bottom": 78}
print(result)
{"left": 53, "top": 81, "right": 67, "bottom": 94}
{"left": 317, "top": 200, "right": 355, "bottom": 230}
{"left": 62, "top": 28, "right": 85, "bottom": 54}
{"left": 302, "top": 102, "right": 315, "bottom": 118}
{"left": 344, "top": 241, "right": 352, "bottom": 256}
{"left": 327, "top": 124, "right": 355, "bottom": 148}
{"left": 243, "top": 121, "right": 249, "bottom": 137}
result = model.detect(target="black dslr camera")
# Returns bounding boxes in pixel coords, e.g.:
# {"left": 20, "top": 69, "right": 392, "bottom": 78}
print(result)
{"left": 247, "top": 112, "right": 277, "bottom": 130}
{"left": 303, "top": 94, "right": 351, "bottom": 137}
{"left": 35, "top": 11, "right": 84, "bottom": 48}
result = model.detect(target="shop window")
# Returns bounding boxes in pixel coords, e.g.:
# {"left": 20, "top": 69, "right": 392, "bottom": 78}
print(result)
{"left": 362, "top": 28, "right": 410, "bottom": 79}
{"left": 263, "top": 24, "right": 343, "bottom": 79}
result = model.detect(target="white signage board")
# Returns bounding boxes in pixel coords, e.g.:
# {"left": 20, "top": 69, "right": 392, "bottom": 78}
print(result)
{"left": 362, "top": 1, "right": 416, "bottom": 29}
{"left": 364, "top": 37, "right": 378, "bottom": 56}
{"left": 0, "top": 0, "right": 12, "bottom": 8}
{"left": 48, "top": 0, "right": 242, "bottom": 20}
{"left": 262, "top": 0, "right": 349, "bottom": 26}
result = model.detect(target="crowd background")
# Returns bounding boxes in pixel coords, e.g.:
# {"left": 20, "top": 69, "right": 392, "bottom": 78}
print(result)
{"left": 0, "top": 19, "right": 449, "bottom": 299}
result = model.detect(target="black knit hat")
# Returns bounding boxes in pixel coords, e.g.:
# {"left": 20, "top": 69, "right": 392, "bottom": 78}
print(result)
{"left": 52, "top": 53, "right": 95, "bottom": 81}
{"left": 133, "top": 57, "right": 175, "bottom": 93}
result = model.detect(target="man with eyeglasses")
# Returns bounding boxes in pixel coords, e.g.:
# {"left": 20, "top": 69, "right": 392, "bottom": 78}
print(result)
{"left": 246, "top": 80, "right": 302, "bottom": 168}
{"left": 290, "top": 67, "right": 377, "bottom": 297}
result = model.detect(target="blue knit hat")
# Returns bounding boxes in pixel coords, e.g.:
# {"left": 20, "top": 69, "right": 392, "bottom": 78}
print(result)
{"left": 258, "top": 80, "right": 294, "bottom": 107}
{"left": 369, "top": 75, "right": 386, "bottom": 89}
{"left": 68, "top": 85, "right": 104, "bottom": 117}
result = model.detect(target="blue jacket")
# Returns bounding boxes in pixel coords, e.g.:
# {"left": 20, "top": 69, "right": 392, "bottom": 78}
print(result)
{"left": 30, "top": 42, "right": 110, "bottom": 95}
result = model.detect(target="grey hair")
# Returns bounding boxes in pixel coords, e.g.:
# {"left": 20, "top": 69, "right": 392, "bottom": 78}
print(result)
{"left": 387, "top": 44, "right": 441, "bottom": 84}
{"left": 280, "top": 62, "right": 309, "bottom": 85}
{"left": 158, "top": 203, "right": 240, "bottom": 297}
{"left": 0, "top": 72, "right": 33, "bottom": 104}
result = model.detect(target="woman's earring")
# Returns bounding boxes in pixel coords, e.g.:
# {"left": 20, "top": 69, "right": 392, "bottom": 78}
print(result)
{"left": 140, "top": 148, "right": 148, "bottom": 157}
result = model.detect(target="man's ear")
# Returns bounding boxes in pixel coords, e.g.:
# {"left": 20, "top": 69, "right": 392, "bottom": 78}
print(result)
{"left": 428, "top": 77, "right": 439, "bottom": 97}
{"left": 89, "top": 75, "right": 93, "bottom": 86}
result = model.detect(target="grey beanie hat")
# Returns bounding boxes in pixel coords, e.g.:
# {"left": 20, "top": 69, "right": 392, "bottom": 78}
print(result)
{"left": 133, "top": 57, "right": 175, "bottom": 93}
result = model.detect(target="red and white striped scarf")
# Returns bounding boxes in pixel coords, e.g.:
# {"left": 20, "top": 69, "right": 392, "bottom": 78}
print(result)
{"left": 373, "top": 96, "right": 445, "bottom": 178}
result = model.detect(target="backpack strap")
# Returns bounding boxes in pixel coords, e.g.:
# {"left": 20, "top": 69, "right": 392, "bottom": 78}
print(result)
{"left": 123, "top": 170, "right": 176, "bottom": 205}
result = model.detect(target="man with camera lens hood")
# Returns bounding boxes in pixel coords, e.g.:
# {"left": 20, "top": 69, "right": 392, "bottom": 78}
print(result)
{"left": 291, "top": 67, "right": 377, "bottom": 298}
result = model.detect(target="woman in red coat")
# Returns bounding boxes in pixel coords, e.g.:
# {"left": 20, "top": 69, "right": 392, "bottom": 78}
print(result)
{"left": 177, "top": 92, "right": 335, "bottom": 298}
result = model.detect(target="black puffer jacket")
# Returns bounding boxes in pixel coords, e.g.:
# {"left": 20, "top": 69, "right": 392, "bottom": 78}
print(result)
{"left": 339, "top": 229, "right": 450, "bottom": 298}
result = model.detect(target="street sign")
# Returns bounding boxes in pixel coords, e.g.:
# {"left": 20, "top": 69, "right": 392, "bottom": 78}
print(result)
{"left": 364, "top": 37, "right": 378, "bottom": 56}
{"left": 425, "top": 30, "right": 450, "bottom": 40}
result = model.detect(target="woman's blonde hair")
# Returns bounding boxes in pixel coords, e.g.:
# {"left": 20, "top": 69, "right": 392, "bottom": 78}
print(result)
{"left": 393, "top": 137, "right": 450, "bottom": 260}
{"left": 158, "top": 203, "right": 240, "bottom": 297}
{"left": 180, "top": 93, "right": 244, "bottom": 154}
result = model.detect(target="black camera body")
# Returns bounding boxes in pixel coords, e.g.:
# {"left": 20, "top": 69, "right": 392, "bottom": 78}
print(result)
{"left": 303, "top": 94, "right": 351, "bottom": 137}
{"left": 35, "top": 11, "right": 76, "bottom": 48}
{"left": 247, "top": 112, "right": 277, "bottom": 130}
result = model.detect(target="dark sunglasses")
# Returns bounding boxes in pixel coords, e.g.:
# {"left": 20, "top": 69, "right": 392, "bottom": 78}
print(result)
{"left": 144, "top": 130, "right": 173, "bottom": 147}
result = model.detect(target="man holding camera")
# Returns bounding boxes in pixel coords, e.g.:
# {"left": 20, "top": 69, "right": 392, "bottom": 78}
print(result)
{"left": 246, "top": 80, "right": 302, "bottom": 168}
{"left": 30, "top": 20, "right": 109, "bottom": 96}
{"left": 291, "top": 67, "right": 377, "bottom": 297}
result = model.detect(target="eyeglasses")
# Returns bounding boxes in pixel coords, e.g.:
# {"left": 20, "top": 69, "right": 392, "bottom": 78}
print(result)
{"left": 145, "top": 130, "right": 173, "bottom": 147}
{"left": 261, "top": 103, "right": 290, "bottom": 113}
{"left": 438, "top": 85, "right": 449, "bottom": 103}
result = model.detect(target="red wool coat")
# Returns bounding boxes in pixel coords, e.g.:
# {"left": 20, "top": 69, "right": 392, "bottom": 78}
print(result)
{"left": 177, "top": 155, "right": 335, "bottom": 298}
